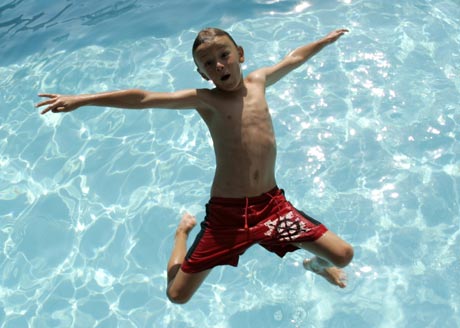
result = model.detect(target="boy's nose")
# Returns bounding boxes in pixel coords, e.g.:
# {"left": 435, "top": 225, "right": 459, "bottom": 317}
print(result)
{"left": 216, "top": 62, "right": 224, "bottom": 71}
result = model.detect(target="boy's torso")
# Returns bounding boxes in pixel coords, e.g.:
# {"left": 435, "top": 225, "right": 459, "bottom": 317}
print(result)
{"left": 197, "top": 73, "right": 277, "bottom": 198}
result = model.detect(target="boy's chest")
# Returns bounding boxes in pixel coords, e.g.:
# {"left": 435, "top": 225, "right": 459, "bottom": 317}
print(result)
{"left": 204, "top": 84, "right": 273, "bottom": 137}
{"left": 216, "top": 87, "right": 269, "bottom": 123}
{"left": 215, "top": 99, "right": 271, "bottom": 131}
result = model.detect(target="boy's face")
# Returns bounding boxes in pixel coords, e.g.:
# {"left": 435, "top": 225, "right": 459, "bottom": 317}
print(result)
{"left": 193, "top": 35, "right": 245, "bottom": 91}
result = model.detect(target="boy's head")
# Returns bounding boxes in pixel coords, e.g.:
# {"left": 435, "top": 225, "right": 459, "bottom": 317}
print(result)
{"left": 192, "top": 28, "right": 245, "bottom": 91}
{"left": 192, "top": 28, "right": 238, "bottom": 55}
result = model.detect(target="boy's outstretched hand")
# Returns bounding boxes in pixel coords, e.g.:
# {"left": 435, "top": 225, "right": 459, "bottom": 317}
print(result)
{"left": 323, "top": 29, "right": 349, "bottom": 44}
{"left": 36, "top": 94, "right": 81, "bottom": 115}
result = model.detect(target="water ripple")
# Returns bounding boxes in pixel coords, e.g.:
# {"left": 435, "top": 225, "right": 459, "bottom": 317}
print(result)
{"left": 1, "top": 0, "right": 460, "bottom": 327}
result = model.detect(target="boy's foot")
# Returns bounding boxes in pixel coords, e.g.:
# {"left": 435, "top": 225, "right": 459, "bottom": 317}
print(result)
{"left": 176, "top": 212, "right": 197, "bottom": 236}
{"left": 303, "top": 258, "right": 347, "bottom": 288}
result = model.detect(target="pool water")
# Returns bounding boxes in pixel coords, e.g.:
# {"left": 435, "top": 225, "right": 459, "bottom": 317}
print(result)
{"left": 1, "top": 0, "right": 459, "bottom": 327}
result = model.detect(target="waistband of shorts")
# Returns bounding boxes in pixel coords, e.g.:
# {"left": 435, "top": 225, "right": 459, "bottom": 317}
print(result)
{"left": 209, "top": 186, "right": 283, "bottom": 206}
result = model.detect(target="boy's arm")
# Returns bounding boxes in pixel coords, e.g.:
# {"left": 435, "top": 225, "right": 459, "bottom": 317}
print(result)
{"left": 36, "top": 89, "right": 203, "bottom": 115}
{"left": 261, "top": 29, "right": 348, "bottom": 87}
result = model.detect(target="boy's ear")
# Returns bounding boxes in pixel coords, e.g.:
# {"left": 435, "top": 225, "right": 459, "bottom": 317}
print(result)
{"left": 197, "top": 68, "right": 209, "bottom": 81}
{"left": 238, "top": 46, "right": 245, "bottom": 63}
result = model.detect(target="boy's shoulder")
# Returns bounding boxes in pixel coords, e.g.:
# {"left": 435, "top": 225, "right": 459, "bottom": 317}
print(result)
{"left": 245, "top": 68, "right": 269, "bottom": 85}
{"left": 194, "top": 87, "right": 228, "bottom": 115}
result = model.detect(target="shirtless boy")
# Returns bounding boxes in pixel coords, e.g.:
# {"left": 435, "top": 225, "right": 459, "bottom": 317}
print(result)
{"left": 36, "top": 27, "right": 354, "bottom": 304}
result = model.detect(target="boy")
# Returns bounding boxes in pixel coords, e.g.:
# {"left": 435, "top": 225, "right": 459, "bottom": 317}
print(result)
{"left": 36, "top": 27, "right": 354, "bottom": 304}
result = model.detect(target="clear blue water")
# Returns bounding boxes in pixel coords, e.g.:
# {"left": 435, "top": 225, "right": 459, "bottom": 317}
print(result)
{"left": 1, "top": 0, "right": 459, "bottom": 327}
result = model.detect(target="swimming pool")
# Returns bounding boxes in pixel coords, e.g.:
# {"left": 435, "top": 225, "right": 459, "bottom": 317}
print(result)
{"left": 1, "top": 0, "right": 459, "bottom": 327}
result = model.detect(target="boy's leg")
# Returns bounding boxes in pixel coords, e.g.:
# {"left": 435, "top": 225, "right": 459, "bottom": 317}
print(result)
{"left": 166, "top": 213, "right": 211, "bottom": 304}
{"left": 295, "top": 231, "right": 353, "bottom": 288}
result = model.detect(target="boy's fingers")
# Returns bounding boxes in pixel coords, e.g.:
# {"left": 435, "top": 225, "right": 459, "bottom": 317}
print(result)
{"left": 40, "top": 106, "right": 52, "bottom": 115}
{"left": 38, "top": 93, "right": 57, "bottom": 98}
{"left": 332, "top": 29, "right": 348, "bottom": 36}
{"left": 41, "top": 105, "right": 68, "bottom": 114}
{"left": 36, "top": 94, "right": 59, "bottom": 109}
{"left": 35, "top": 98, "right": 56, "bottom": 108}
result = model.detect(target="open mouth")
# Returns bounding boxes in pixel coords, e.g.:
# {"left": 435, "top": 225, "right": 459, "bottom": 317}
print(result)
{"left": 221, "top": 74, "right": 231, "bottom": 81}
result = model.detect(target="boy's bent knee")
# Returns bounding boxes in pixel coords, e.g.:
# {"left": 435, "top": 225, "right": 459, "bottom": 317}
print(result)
{"left": 167, "top": 288, "right": 192, "bottom": 305}
{"left": 334, "top": 243, "right": 354, "bottom": 268}
{"left": 328, "top": 243, "right": 354, "bottom": 268}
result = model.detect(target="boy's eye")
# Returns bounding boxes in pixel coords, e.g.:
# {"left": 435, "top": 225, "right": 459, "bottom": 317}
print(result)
{"left": 221, "top": 52, "right": 230, "bottom": 58}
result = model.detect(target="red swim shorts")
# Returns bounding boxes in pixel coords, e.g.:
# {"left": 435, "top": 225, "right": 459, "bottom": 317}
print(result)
{"left": 181, "top": 186, "right": 328, "bottom": 273}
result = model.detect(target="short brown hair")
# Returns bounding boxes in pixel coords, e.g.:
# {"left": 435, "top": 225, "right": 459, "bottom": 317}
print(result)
{"left": 192, "top": 27, "right": 238, "bottom": 55}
